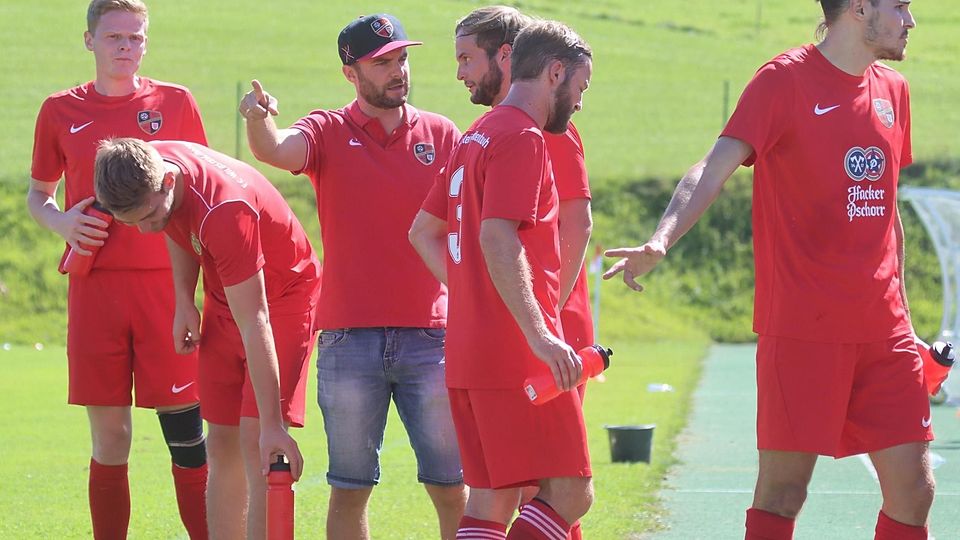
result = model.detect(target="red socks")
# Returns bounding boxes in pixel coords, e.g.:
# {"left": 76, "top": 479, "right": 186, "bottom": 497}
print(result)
{"left": 89, "top": 459, "right": 130, "bottom": 540}
{"left": 508, "top": 498, "right": 571, "bottom": 540}
{"left": 172, "top": 463, "right": 208, "bottom": 539}
{"left": 874, "top": 511, "right": 927, "bottom": 540}
{"left": 457, "top": 516, "right": 507, "bottom": 539}
{"left": 745, "top": 508, "right": 795, "bottom": 540}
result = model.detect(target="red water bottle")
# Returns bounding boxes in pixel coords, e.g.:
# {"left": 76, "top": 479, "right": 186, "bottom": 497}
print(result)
{"left": 266, "top": 455, "right": 294, "bottom": 540}
{"left": 58, "top": 202, "right": 113, "bottom": 276}
{"left": 917, "top": 339, "right": 955, "bottom": 396}
{"left": 524, "top": 344, "right": 612, "bottom": 405}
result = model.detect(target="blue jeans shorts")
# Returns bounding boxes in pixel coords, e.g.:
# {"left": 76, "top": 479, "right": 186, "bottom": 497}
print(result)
{"left": 316, "top": 327, "right": 463, "bottom": 489}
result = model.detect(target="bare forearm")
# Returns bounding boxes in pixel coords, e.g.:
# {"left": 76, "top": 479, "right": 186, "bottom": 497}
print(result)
{"left": 238, "top": 314, "right": 285, "bottom": 426}
{"left": 480, "top": 223, "right": 550, "bottom": 342}
{"left": 896, "top": 206, "right": 910, "bottom": 316}
{"left": 26, "top": 187, "right": 64, "bottom": 235}
{"left": 165, "top": 236, "right": 201, "bottom": 305}
{"left": 245, "top": 116, "right": 284, "bottom": 165}
{"left": 409, "top": 211, "right": 449, "bottom": 284}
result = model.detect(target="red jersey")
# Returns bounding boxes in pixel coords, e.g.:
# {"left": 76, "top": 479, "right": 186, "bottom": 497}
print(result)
{"left": 291, "top": 101, "right": 460, "bottom": 329}
{"left": 156, "top": 141, "right": 321, "bottom": 318}
{"left": 31, "top": 78, "right": 207, "bottom": 271}
{"left": 422, "top": 106, "right": 560, "bottom": 389}
{"left": 721, "top": 45, "right": 912, "bottom": 343}
{"left": 545, "top": 123, "right": 594, "bottom": 350}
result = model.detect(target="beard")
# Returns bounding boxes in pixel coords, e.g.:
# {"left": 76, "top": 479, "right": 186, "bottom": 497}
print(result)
{"left": 544, "top": 78, "right": 575, "bottom": 134}
{"left": 356, "top": 69, "right": 408, "bottom": 109}
{"left": 470, "top": 58, "right": 504, "bottom": 106}
{"left": 865, "top": 12, "right": 907, "bottom": 61}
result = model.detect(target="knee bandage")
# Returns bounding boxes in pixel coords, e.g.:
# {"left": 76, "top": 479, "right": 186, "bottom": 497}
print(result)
{"left": 158, "top": 404, "right": 206, "bottom": 468}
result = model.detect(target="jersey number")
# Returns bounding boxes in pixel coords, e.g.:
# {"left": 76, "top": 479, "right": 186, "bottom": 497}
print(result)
{"left": 447, "top": 166, "right": 464, "bottom": 264}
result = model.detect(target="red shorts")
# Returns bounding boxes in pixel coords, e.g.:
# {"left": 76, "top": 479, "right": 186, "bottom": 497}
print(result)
{"left": 67, "top": 269, "right": 199, "bottom": 408}
{"left": 448, "top": 387, "right": 592, "bottom": 489}
{"left": 198, "top": 307, "right": 317, "bottom": 428}
{"left": 756, "top": 333, "right": 933, "bottom": 457}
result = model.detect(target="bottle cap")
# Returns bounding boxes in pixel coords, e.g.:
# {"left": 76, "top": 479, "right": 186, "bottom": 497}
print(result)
{"left": 269, "top": 455, "right": 291, "bottom": 472}
{"left": 933, "top": 341, "right": 956, "bottom": 367}
{"left": 592, "top": 345, "right": 613, "bottom": 370}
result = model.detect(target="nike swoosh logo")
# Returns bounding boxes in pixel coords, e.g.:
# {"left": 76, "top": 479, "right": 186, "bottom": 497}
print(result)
{"left": 921, "top": 416, "right": 931, "bottom": 428}
{"left": 70, "top": 121, "right": 94, "bottom": 134}
{"left": 348, "top": 138, "right": 363, "bottom": 147}
{"left": 814, "top": 104, "right": 840, "bottom": 116}
{"left": 171, "top": 382, "right": 195, "bottom": 394}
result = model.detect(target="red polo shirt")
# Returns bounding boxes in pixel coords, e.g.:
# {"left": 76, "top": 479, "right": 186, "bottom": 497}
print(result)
{"left": 291, "top": 101, "right": 460, "bottom": 329}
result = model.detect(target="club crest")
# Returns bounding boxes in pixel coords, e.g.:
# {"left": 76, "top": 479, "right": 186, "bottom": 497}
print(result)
{"left": 371, "top": 17, "right": 394, "bottom": 38}
{"left": 190, "top": 233, "right": 202, "bottom": 256}
{"left": 414, "top": 142, "right": 435, "bottom": 165}
{"left": 873, "top": 99, "right": 895, "bottom": 129}
{"left": 137, "top": 110, "right": 163, "bottom": 135}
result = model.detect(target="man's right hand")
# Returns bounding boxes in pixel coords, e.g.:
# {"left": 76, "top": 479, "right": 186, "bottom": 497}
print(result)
{"left": 172, "top": 303, "right": 201, "bottom": 354}
{"left": 260, "top": 425, "right": 304, "bottom": 481}
{"left": 58, "top": 196, "right": 109, "bottom": 256}
{"left": 602, "top": 239, "right": 667, "bottom": 292}
{"left": 529, "top": 333, "right": 582, "bottom": 392}
{"left": 238, "top": 79, "right": 279, "bottom": 120}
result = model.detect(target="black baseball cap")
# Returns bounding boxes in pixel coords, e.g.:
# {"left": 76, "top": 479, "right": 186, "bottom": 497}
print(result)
{"left": 338, "top": 14, "right": 422, "bottom": 65}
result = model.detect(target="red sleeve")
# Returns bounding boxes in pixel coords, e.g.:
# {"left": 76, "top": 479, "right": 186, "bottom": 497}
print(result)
{"left": 179, "top": 90, "right": 208, "bottom": 146}
{"left": 720, "top": 61, "right": 794, "bottom": 167}
{"left": 421, "top": 168, "right": 449, "bottom": 219}
{"left": 199, "top": 202, "right": 265, "bottom": 287}
{"left": 30, "top": 98, "right": 65, "bottom": 182}
{"left": 899, "top": 80, "right": 912, "bottom": 169}
{"left": 291, "top": 112, "right": 328, "bottom": 175}
{"left": 546, "top": 126, "right": 589, "bottom": 201}
{"left": 482, "top": 129, "right": 547, "bottom": 226}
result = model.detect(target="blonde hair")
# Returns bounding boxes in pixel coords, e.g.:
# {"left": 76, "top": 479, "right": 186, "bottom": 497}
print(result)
{"left": 94, "top": 138, "right": 165, "bottom": 214}
{"left": 87, "top": 0, "right": 148, "bottom": 34}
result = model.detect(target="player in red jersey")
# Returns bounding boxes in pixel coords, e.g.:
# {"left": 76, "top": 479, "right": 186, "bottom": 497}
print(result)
{"left": 27, "top": 1, "right": 207, "bottom": 538}
{"left": 604, "top": 2, "right": 931, "bottom": 539}
{"left": 239, "top": 14, "right": 466, "bottom": 539}
{"left": 93, "top": 138, "right": 321, "bottom": 539}
{"left": 410, "top": 20, "right": 594, "bottom": 540}
{"left": 451, "top": 8, "right": 595, "bottom": 540}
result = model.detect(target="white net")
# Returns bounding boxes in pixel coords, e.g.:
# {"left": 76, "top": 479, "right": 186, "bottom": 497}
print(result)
{"left": 901, "top": 186, "right": 960, "bottom": 399}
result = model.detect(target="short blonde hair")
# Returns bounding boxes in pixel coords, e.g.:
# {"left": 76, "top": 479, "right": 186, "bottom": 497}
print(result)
{"left": 94, "top": 138, "right": 165, "bottom": 214}
{"left": 87, "top": 0, "right": 148, "bottom": 34}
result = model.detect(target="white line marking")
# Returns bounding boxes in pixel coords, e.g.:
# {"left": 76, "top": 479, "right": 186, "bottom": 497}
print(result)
{"left": 856, "top": 453, "right": 880, "bottom": 483}
{"left": 671, "top": 488, "right": 960, "bottom": 496}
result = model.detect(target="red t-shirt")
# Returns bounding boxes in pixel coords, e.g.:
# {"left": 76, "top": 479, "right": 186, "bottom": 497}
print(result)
{"left": 291, "top": 102, "right": 460, "bottom": 329}
{"left": 156, "top": 141, "right": 321, "bottom": 318}
{"left": 422, "top": 106, "right": 561, "bottom": 389}
{"left": 722, "top": 44, "right": 912, "bottom": 343}
{"left": 31, "top": 78, "right": 207, "bottom": 271}
{"left": 545, "top": 123, "right": 594, "bottom": 351}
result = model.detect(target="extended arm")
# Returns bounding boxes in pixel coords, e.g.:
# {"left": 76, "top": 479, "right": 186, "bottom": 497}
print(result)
{"left": 409, "top": 210, "right": 449, "bottom": 284}
{"left": 239, "top": 79, "right": 309, "bottom": 172}
{"left": 165, "top": 236, "right": 202, "bottom": 354}
{"left": 223, "top": 271, "right": 304, "bottom": 479}
{"left": 558, "top": 198, "right": 592, "bottom": 307}
{"left": 480, "top": 218, "right": 581, "bottom": 390}
{"left": 603, "top": 136, "right": 753, "bottom": 291}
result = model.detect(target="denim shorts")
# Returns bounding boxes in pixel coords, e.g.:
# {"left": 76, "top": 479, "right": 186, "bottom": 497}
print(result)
{"left": 316, "top": 327, "right": 463, "bottom": 488}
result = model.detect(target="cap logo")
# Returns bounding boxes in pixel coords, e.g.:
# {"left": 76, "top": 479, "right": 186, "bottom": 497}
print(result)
{"left": 413, "top": 142, "right": 435, "bottom": 165}
{"left": 371, "top": 17, "right": 394, "bottom": 38}
{"left": 341, "top": 44, "right": 355, "bottom": 63}
{"left": 137, "top": 110, "right": 163, "bottom": 135}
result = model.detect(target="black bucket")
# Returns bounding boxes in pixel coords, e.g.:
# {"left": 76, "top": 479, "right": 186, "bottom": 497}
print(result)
{"left": 605, "top": 424, "right": 655, "bottom": 463}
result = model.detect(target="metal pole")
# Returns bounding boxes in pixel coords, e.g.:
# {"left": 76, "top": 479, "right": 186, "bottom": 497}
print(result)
{"left": 722, "top": 80, "right": 730, "bottom": 128}
{"left": 590, "top": 245, "right": 602, "bottom": 341}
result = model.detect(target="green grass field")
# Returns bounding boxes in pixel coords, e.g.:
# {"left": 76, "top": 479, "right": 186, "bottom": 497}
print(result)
{"left": 2, "top": 339, "right": 706, "bottom": 538}
{"left": 1, "top": 1, "right": 958, "bottom": 538}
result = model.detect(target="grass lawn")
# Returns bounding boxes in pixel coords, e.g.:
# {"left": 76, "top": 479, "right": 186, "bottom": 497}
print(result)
{"left": 1, "top": 338, "right": 705, "bottom": 538}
